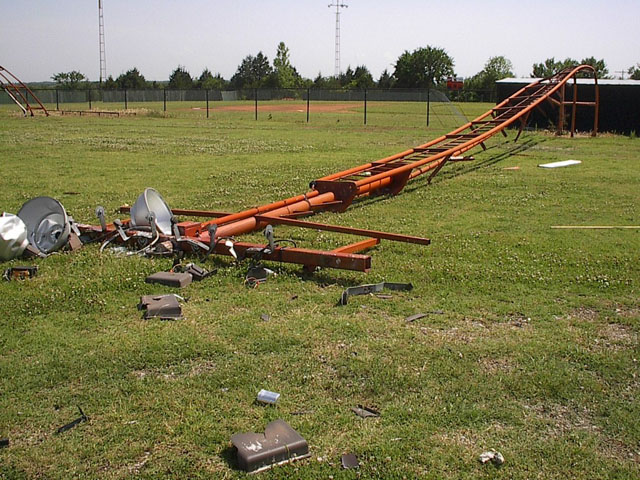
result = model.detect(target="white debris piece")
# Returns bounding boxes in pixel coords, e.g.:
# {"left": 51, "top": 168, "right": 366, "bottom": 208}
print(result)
{"left": 479, "top": 450, "right": 505, "bottom": 466}
{"left": 538, "top": 160, "right": 581, "bottom": 168}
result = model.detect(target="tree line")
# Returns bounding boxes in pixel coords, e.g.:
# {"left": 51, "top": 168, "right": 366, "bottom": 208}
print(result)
{"left": 51, "top": 42, "right": 640, "bottom": 91}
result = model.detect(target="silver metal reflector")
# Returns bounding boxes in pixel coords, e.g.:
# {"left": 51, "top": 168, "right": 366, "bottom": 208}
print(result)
{"left": 130, "top": 188, "right": 173, "bottom": 235}
{"left": 17, "top": 197, "right": 71, "bottom": 254}
{"left": 0, "top": 213, "right": 29, "bottom": 261}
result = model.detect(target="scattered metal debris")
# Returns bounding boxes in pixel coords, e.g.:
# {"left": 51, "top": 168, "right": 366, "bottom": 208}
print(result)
{"left": 341, "top": 453, "right": 359, "bottom": 469}
{"left": 339, "top": 282, "right": 413, "bottom": 305}
{"left": 172, "top": 262, "right": 214, "bottom": 281}
{"left": 138, "top": 294, "right": 183, "bottom": 320}
{"left": 245, "top": 265, "right": 274, "bottom": 288}
{"left": 256, "top": 389, "right": 280, "bottom": 405}
{"left": 405, "top": 313, "right": 428, "bottom": 323}
{"left": 67, "top": 232, "right": 83, "bottom": 251}
{"left": 260, "top": 313, "right": 271, "bottom": 322}
{"left": 479, "top": 450, "right": 505, "bottom": 466}
{"left": 56, "top": 406, "right": 88, "bottom": 434}
{"left": 145, "top": 272, "right": 193, "bottom": 288}
{"left": 351, "top": 405, "right": 380, "bottom": 418}
{"left": 231, "top": 419, "right": 310, "bottom": 473}
{"left": 3, "top": 265, "right": 37, "bottom": 282}
{"left": 22, "top": 243, "right": 47, "bottom": 259}
{"left": 405, "top": 310, "right": 445, "bottom": 322}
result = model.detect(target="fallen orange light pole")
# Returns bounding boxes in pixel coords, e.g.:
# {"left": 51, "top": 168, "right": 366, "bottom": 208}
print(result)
{"left": 89, "top": 66, "right": 599, "bottom": 272}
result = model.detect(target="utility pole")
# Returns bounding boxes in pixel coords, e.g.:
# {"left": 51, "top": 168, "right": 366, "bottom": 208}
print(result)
{"left": 98, "top": 0, "right": 106, "bottom": 84}
{"left": 328, "top": 2, "right": 348, "bottom": 77}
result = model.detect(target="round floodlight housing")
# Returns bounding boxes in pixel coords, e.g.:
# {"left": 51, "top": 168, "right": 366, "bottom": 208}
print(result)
{"left": 0, "top": 213, "right": 29, "bottom": 261}
{"left": 130, "top": 188, "right": 173, "bottom": 235}
{"left": 17, "top": 196, "right": 71, "bottom": 254}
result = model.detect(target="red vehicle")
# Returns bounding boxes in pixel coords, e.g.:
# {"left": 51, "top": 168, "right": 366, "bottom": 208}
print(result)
{"left": 446, "top": 77, "right": 464, "bottom": 91}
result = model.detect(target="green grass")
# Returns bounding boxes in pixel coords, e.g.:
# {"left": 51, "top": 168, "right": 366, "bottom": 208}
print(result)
{"left": 0, "top": 101, "right": 638, "bottom": 479}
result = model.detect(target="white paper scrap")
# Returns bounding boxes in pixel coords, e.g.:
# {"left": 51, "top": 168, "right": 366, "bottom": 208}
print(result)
{"left": 538, "top": 160, "right": 582, "bottom": 168}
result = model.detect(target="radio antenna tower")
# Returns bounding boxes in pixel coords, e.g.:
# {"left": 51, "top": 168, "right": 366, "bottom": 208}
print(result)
{"left": 328, "top": 2, "right": 348, "bottom": 77}
{"left": 98, "top": 0, "right": 107, "bottom": 84}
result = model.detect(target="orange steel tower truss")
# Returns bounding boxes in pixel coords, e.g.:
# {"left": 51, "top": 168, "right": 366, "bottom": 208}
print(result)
{"left": 79, "top": 66, "right": 599, "bottom": 272}
{"left": 0, "top": 65, "right": 49, "bottom": 116}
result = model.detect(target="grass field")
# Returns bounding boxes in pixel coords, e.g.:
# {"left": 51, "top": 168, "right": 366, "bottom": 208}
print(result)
{"left": 0, "top": 100, "right": 639, "bottom": 479}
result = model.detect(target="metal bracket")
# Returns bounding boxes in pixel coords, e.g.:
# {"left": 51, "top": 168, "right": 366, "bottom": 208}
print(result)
{"left": 146, "top": 212, "right": 157, "bottom": 238}
{"left": 68, "top": 217, "right": 81, "bottom": 237}
{"left": 311, "top": 180, "right": 358, "bottom": 212}
{"left": 206, "top": 224, "right": 217, "bottom": 258}
{"left": 263, "top": 225, "right": 275, "bottom": 254}
{"left": 113, "top": 219, "right": 129, "bottom": 241}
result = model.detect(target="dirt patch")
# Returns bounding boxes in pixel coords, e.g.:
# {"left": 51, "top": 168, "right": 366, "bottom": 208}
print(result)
{"left": 568, "top": 307, "right": 600, "bottom": 322}
{"left": 593, "top": 323, "right": 637, "bottom": 352}
{"left": 615, "top": 305, "right": 640, "bottom": 319}
{"left": 207, "top": 102, "right": 358, "bottom": 114}
{"left": 433, "top": 423, "right": 508, "bottom": 453}
{"left": 525, "top": 403, "right": 639, "bottom": 462}
{"left": 506, "top": 313, "right": 531, "bottom": 327}
{"left": 128, "top": 450, "right": 152, "bottom": 474}
{"left": 477, "top": 356, "right": 516, "bottom": 374}
{"left": 526, "top": 403, "right": 598, "bottom": 435}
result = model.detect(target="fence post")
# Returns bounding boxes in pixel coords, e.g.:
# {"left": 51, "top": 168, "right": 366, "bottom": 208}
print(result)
{"left": 88, "top": 89, "right": 92, "bottom": 110}
{"left": 124, "top": 89, "right": 128, "bottom": 110}
{"left": 254, "top": 88, "right": 258, "bottom": 121}
{"left": 163, "top": 89, "right": 167, "bottom": 112}
{"left": 206, "top": 89, "right": 209, "bottom": 118}
{"left": 426, "top": 86, "right": 430, "bottom": 127}
{"left": 306, "top": 88, "right": 310, "bottom": 123}
{"left": 56, "top": 89, "right": 59, "bottom": 111}
{"left": 364, "top": 89, "right": 367, "bottom": 125}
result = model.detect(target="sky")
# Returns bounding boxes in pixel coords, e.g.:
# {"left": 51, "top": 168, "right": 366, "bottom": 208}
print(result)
{"left": 1, "top": 0, "right": 639, "bottom": 83}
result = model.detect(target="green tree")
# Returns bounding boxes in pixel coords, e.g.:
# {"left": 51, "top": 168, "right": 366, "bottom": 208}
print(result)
{"left": 338, "top": 66, "right": 355, "bottom": 88}
{"left": 377, "top": 69, "right": 395, "bottom": 89}
{"left": 393, "top": 46, "right": 455, "bottom": 88}
{"left": 231, "top": 52, "right": 273, "bottom": 89}
{"left": 465, "top": 56, "right": 514, "bottom": 91}
{"left": 579, "top": 57, "right": 608, "bottom": 78}
{"left": 196, "top": 69, "right": 227, "bottom": 89}
{"left": 313, "top": 72, "right": 341, "bottom": 89}
{"left": 532, "top": 57, "right": 578, "bottom": 77}
{"left": 168, "top": 66, "right": 194, "bottom": 89}
{"left": 628, "top": 64, "right": 640, "bottom": 80}
{"left": 51, "top": 71, "right": 88, "bottom": 89}
{"left": 273, "top": 41, "right": 299, "bottom": 88}
{"left": 352, "top": 65, "right": 374, "bottom": 89}
{"left": 532, "top": 56, "right": 608, "bottom": 78}
{"left": 115, "top": 68, "right": 147, "bottom": 89}
{"left": 103, "top": 75, "right": 117, "bottom": 90}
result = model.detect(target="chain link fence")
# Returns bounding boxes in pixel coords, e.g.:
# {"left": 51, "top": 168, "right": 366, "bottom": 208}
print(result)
{"left": 1, "top": 87, "right": 497, "bottom": 125}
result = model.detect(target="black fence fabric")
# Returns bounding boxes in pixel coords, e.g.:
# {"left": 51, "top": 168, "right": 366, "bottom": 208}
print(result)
{"left": 1, "top": 87, "right": 495, "bottom": 106}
